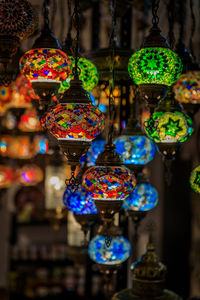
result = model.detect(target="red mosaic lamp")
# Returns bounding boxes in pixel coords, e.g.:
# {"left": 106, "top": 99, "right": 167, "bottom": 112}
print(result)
{"left": 0, "top": 165, "right": 15, "bottom": 189}
{"left": 0, "top": 0, "right": 37, "bottom": 65}
{"left": 17, "top": 164, "right": 44, "bottom": 186}
{"left": 19, "top": 0, "right": 72, "bottom": 108}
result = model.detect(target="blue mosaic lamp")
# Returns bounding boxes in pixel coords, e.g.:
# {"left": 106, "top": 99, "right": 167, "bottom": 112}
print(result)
{"left": 88, "top": 234, "right": 131, "bottom": 265}
{"left": 123, "top": 183, "right": 158, "bottom": 212}
{"left": 63, "top": 185, "right": 98, "bottom": 215}
{"left": 81, "top": 138, "right": 105, "bottom": 167}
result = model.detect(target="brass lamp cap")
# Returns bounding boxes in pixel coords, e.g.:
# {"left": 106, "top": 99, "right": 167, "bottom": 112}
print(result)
{"left": 95, "top": 143, "right": 123, "bottom": 166}
{"left": 143, "top": 25, "right": 169, "bottom": 49}
{"left": 131, "top": 241, "right": 167, "bottom": 297}
{"left": 59, "top": 75, "right": 91, "bottom": 105}
{"left": 32, "top": 26, "right": 60, "bottom": 49}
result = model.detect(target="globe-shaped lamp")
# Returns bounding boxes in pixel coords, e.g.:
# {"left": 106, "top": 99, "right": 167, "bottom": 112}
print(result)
{"left": 17, "top": 164, "right": 43, "bottom": 186}
{"left": 190, "top": 165, "right": 200, "bottom": 194}
{"left": 88, "top": 235, "right": 131, "bottom": 265}
{"left": 0, "top": 165, "right": 15, "bottom": 188}
{"left": 0, "top": 0, "right": 37, "bottom": 63}
{"left": 59, "top": 57, "right": 99, "bottom": 93}
{"left": 81, "top": 139, "right": 105, "bottom": 167}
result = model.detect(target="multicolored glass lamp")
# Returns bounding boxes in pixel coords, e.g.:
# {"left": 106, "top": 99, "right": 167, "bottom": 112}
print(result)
{"left": 63, "top": 185, "right": 98, "bottom": 237}
{"left": 0, "top": 165, "right": 15, "bottom": 189}
{"left": 88, "top": 223, "right": 131, "bottom": 275}
{"left": 144, "top": 89, "right": 193, "bottom": 160}
{"left": 114, "top": 98, "right": 156, "bottom": 173}
{"left": 128, "top": 2, "right": 182, "bottom": 110}
{"left": 19, "top": 0, "right": 72, "bottom": 107}
{"left": 17, "top": 164, "right": 43, "bottom": 186}
{"left": 190, "top": 165, "right": 200, "bottom": 194}
{"left": 0, "top": 0, "right": 37, "bottom": 64}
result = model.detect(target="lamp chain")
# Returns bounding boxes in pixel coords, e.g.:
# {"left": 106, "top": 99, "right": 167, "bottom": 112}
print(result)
{"left": 43, "top": 0, "right": 51, "bottom": 28}
{"left": 167, "top": 0, "right": 175, "bottom": 49}
{"left": 177, "top": 0, "right": 186, "bottom": 45}
{"left": 152, "top": 0, "right": 160, "bottom": 27}
{"left": 67, "top": 0, "right": 73, "bottom": 36}
{"left": 73, "top": 0, "right": 80, "bottom": 77}
{"left": 107, "top": 0, "right": 117, "bottom": 145}
{"left": 189, "top": 0, "right": 196, "bottom": 59}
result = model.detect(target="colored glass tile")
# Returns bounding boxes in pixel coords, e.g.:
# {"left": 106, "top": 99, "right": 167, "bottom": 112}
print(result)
{"left": 82, "top": 166, "right": 136, "bottom": 200}
{"left": 114, "top": 135, "right": 156, "bottom": 165}
{"left": 20, "top": 49, "right": 72, "bottom": 83}
{"left": 59, "top": 57, "right": 99, "bottom": 93}
{"left": 190, "top": 165, "right": 200, "bottom": 194}
{"left": 0, "top": 0, "right": 36, "bottom": 41}
{"left": 128, "top": 48, "right": 182, "bottom": 86}
{"left": 173, "top": 71, "right": 200, "bottom": 104}
{"left": 17, "top": 164, "right": 43, "bottom": 186}
{"left": 63, "top": 185, "right": 98, "bottom": 215}
{"left": 144, "top": 111, "right": 193, "bottom": 143}
{"left": 123, "top": 183, "right": 159, "bottom": 212}
{"left": 45, "top": 104, "right": 104, "bottom": 141}
{"left": 88, "top": 235, "right": 131, "bottom": 265}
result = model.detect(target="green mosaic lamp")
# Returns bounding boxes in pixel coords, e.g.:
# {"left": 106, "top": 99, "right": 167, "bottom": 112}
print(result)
{"left": 190, "top": 165, "right": 200, "bottom": 194}
{"left": 128, "top": 3, "right": 182, "bottom": 110}
{"left": 144, "top": 89, "right": 193, "bottom": 160}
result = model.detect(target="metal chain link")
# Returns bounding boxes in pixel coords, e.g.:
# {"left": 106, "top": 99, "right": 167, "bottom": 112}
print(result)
{"left": 167, "top": 0, "right": 175, "bottom": 49}
{"left": 152, "top": 0, "right": 160, "bottom": 27}
{"left": 189, "top": 0, "right": 196, "bottom": 58}
{"left": 43, "top": 0, "right": 51, "bottom": 27}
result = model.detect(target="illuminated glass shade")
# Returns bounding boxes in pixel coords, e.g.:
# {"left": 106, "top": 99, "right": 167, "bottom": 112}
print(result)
{"left": 59, "top": 57, "right": 99, "bottom": 93}
{"left": 63, "top": 185, "right": 98, "bottom": 215}
{"left": 20, "top": 49, "right": 72, "bottom": 83}
{"left": 0, "top": 165, "right": 15, "bottom": 188}
{"left": 45, "top": 104, "right": 104, "bottom": 141}
{"left": 1, "top": 136, "right": 33, "bottom": 159}
{"left": 82, "top": 166, "right": 136, "bottom": 200}
{"left": 17, "top": 164, "right": 43, "bottom": 186}
{"left": 114, "top": 136, "right": 156, "bottom": 165}
{"left": 0, "top": 86, "right": 11, "bottom": 103}
{"left": 144, "top": 111, "right": 193, "bottom": 143}
{"left": 173, "top": 71, "right": 200, "bottom": 104}
{"left": 0, "top": 0, "right": 36, "bottom": 41}
{"left": 33, "top": 135, "right": 48, "bottom": 155}
{"left": 88, "top": 235, "right": 131, "bottom": 265}
{"left": 82, "top": 139, "right": 105, "bottom": 167}
{"left": 128, "top": 48, "right": 182, "bottom": 86}
{"left": 123, "top": 183, "right": 158, "bottom": 211}
{"left": 190, "top": 165, "right": 200, "bottom": 194}
{"left": 18, "top": 109, "right": 41, "bottom": 132}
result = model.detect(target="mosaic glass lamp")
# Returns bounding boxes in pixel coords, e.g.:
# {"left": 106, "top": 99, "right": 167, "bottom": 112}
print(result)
{"left": 0, "top": 135, "right": 33, "bottom": 160}
{"left": 82, "top": 143, "right": 136, "bottom": 222}
{"left": 19, "top": 2, "right": 72, "bottom": 106}
{"left": 173, "top": 71, "right": 200, "bottom": 106}
{"left": 45, "top": 75, "right": 104, "bottom": 166}
{"left": 0, "top": 165, "right": 15, "bottom": 188}
{"left": 144, "top": 90, "right": 193, "bottom": 159}
{"left": 33, "top": 135, "right": 49, "bottom": 155}
{"left": 190, "top": 165, "right": 200, "bottom": 194}
{"left": 59, "top": 57, "right": 99, "bottom": 93}
{"left": 17, "top": 164, "right": 43, "bottom": 186}
{"left": 83, "top": 138, "right": 105, "bottom": 167}
{"left": 18, "top": 109, "right": 41, "bottom": 132}
{"left": 88, "top": 234, "right": 131, "bottom": 265}
{"left": 0, "top": 0, "right": 37, "bottom": 64}
{"left": 128, "top": 17, "right": 182, "bottom": 110}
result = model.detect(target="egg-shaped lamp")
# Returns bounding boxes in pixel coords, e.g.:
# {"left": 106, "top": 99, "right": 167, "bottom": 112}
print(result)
{"left": 88, "top": 235, "right": 131, "bottom": 265}
{"left": 81, "top": 138, "right": 105, "bottom": 167}
{"left": 59, "top": 57, "right": 99, "bottom": 93}
{"left": 128, "top": 26, "right": 182, "bottom": 110}
{"left": 17, "top": 164, "right": 43, "bottom": 186}
{"left": 45, "top": 75, "right": 104, "bottom": 166}
{"left": 0, "top": 165, "right": 15, "bottom": 188}
{"left": 190, "top": 165, "right": 200, "bottom": 194}
{"left": 0, "top": 0, "right": 37, "bottom": 64}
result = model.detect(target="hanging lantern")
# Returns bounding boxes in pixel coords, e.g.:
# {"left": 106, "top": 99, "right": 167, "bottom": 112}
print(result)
{"left": 0, "top": 135, "right": 33, "bottom": 159}
{"left": 83, "top": 143, "right": 136, "bottom": 222}
{"left": 18, "top": 109, "right": 41, "bottom": 132}
{"left": 59, "top": 57, "right": 99, "bottom": 93}
{"left": 0, "top": 0, "right": 37, "bottom": 64}
{"left": 17, "top": 164, "right": 43, "bottom": 186}
{"left": 128, "top": 4, "right": 182, "bottom": 110}
{"left": 144, "top": 90, "right": 193, "bottom": 159}
{"left": 33, "top": 135, "right": 49, "bottom": 155}
{"left": 19, "top": 1, "right": 72, "bottom": 106}
{"left": 190, "top": 165, "right": 200, "bottom": 194}
{"left": 0, "top": 165, "right": 15, "bottom": 188}
{"left": 45, "top": 76, "right": 104, "bottom": 165}
{"left": 88, "top": 225, "right": 131, "bottom": 266}
{"left": 0, "top": 86, "right": 12, "bottom": 103}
